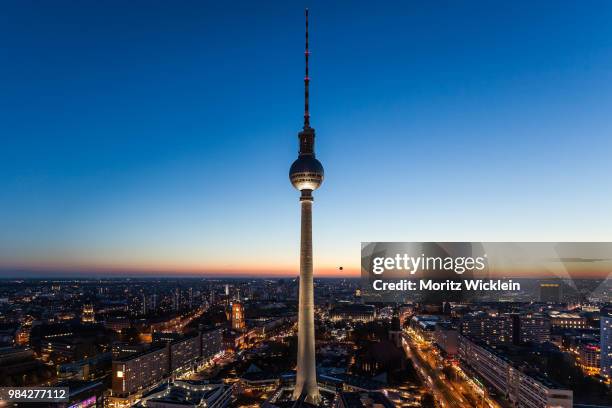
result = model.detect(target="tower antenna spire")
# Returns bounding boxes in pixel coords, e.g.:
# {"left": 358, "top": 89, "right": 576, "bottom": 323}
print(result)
{"left": 304, "top": 8, "right": 310, "bottom": 129}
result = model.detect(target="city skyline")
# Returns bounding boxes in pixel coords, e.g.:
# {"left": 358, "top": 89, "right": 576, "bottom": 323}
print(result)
{"left": 1, "top": 275, "right": 609, "bottom": 407}
{"left": 3, "top": 1, "right": 612, "bottom": 278}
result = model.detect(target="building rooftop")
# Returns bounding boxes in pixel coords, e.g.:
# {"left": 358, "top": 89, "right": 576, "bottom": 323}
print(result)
{"left": 114, "top": 344, "right": 166, "bottom": 362}
{"left": 320, "top": 373, "right": 385, "bottom": 392}
{"left": 140, "top": 382, "right": 231, "bottom": 407}
{"left": 549, "top": 312, "right": 583, "bottom": 319}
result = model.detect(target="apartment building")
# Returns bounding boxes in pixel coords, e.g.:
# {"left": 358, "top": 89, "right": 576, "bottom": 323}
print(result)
{"left": 458, "top": 334, "right": 572, "bottom": 408}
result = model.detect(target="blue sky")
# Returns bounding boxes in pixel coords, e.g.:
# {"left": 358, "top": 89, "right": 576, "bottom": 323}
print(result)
{"left": 1, "top": 1, "right": 612, "bottom": 276}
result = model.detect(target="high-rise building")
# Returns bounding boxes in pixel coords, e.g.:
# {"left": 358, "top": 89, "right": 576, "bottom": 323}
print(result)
{"left": 201, "top": 328, "right": 223, "bottom": 360}
{"left": 81, "top": 304, "right": 95, "bottom": 324}
{"left": 170, "top": 333, "right": 200, "bottom": 373}
{"left": 141, "top": 293, "right": 147, "bottom": 315}
{"left": 231, "top": 302, "right": 245, "bottom": 332}
{"left": 578, "top": 342, "right": 600, "bottom": 376}
{"left": 461, "top": 312, "right": 551, "bottom": 346}
{"left": 288, "top": 9, "right": 324, "bottom": 404}
{"left": 173, "top": 288, "right": 180, "bottom": 312}
{"left": 460, "top": 312, "right": 513, "bottom": 346}
{"left": 111, "top": 345, "right": 169, "bottom": 398}
{"left": 518, "top": 313, "right": 551, "bottom": 344}
{"left": 601, "top": 307, "right": 612, "bottom": 379}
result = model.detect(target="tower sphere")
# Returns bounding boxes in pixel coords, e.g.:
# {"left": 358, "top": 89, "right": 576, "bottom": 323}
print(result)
{"left": 289, "top": 155, "right": 324, "bottom": 191}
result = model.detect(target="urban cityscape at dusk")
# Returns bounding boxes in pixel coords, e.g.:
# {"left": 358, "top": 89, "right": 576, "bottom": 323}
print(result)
{"left": 0, "top": 277, "right": 611, "bottom": 407}
{"left": 1, "top": 1, "right": 612, "bottom": 408}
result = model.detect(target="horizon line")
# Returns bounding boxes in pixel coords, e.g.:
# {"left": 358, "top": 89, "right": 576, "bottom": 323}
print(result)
{"left": 0, "top": 266, "right": 359, "bottom": 279}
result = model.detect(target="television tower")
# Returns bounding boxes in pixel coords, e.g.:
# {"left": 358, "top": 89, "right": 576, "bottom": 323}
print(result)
{"left": 289, "top": 9, "right": 323, "bottom": 404}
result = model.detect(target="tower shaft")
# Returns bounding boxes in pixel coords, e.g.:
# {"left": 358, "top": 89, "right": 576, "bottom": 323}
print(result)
{"left": 294, "top": 196, "right": 320, "bottom": 404}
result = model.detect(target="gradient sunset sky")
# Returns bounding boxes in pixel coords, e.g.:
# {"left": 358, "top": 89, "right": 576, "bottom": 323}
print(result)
{"left": 2, "top": 1, "right": 612, "bottom": 278}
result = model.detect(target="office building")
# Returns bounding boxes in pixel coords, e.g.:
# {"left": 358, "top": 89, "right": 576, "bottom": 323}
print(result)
{"left": 460, "top": 312, "right": 513, "bottom": 346}
{"left": 519, "top": 313, "right": 551, "bottom": 344}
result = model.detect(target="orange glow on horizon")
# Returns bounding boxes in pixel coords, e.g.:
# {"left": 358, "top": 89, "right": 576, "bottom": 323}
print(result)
{"left": 2, "top": 259, "right": 611, "bottom": 279}
{"left": 0, "top": 260, "right": 361, "bottom": 278}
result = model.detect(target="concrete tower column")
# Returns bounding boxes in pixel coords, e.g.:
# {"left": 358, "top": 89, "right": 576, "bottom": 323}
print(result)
{"left": 289, "top": 9, "right": 323, "bottom": 405}
{"left": 293, "top": 193, "right": 320, "bottom": 404}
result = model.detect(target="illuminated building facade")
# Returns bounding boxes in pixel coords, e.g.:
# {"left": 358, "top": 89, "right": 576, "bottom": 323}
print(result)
{"left": 170, "top": 333, "right": 200, "bottom": 373}
{"left": 460, "top": 312, "right": 513, "bottom": 346}
{"left": 104, "top": 316, "right": 130, "bottom": 332}
{"left": 110, "top": 329, "right": 224, "bottom": 405}
{"left": 81, "top": 304, "right": 95, "bottom": 324}
{"left": 111, "top": 345, "right": 169, "bottom": 398}
{"left": 330, "top": 304, "right": 376, "bottom": 322}
{"left": 458, "top": 335, "right": 573, "bottom": 408}
{"left": 601, "top": 307, "right": 612, "bottom": 379}
{"left": 550, "top": 312, "right": 587, "bottom": 329}
{"left": 231, "top": 302, "right": 246, "bottom": 332}
{"left": 201, "top": 328, "right": 223, "bottom": 360}
{"left": 578, "top": 342, "right": 600, "bottom": 376}
{"left": 518, "top": 313, "right": 551, "bottom": 344}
